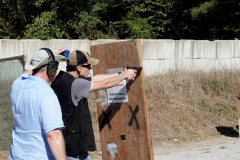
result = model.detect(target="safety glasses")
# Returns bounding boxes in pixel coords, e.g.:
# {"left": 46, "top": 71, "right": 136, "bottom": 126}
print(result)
{"left": 81, "top": 64, "right": 92, "bottom": 69}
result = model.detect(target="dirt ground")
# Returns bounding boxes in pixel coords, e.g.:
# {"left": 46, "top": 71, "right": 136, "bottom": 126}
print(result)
{"left": 1, "top": 136, "right": 238, "bottom": 160}
{"left": 154, "top": 136, "right": 240, "bottom": 160}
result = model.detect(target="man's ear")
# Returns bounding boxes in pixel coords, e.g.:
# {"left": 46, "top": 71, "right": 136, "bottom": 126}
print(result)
{"left": 76, "top": 65, "right": 81, "bottom": 72}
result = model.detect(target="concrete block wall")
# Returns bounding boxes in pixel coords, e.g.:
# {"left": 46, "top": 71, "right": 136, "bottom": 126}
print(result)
{"left": 140, "top": 39, "right": 240, "bottom": 75}
{"left": 0, "top": 39, "right": 240, "bottom": 77}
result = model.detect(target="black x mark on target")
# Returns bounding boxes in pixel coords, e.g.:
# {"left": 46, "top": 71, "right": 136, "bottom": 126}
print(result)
{"left": 129, "top": 105, "right": 140, "bottom": 129}
{"left": 101, "top": 110, "right": 112, "bottom": 129}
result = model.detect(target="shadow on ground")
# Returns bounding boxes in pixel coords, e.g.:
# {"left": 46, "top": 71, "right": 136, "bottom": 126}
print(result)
{"left": 215, "top": 126, "right": 239, "bottom": 138}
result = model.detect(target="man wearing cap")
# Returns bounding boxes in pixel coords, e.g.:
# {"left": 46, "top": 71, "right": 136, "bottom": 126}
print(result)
{"left": 51, "top": 50, "right": 137, "bottom": 160}
{"left": 9, "top": 48, "right": 67, "bottom": 160}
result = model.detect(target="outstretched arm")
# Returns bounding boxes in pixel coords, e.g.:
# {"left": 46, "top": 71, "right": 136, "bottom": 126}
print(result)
{"left": 46, "top": 129, "right": 67, "bottom": 160}
{"left": 90, "top": 73, "right": 119, "bottom": 81}
{"left": 89, "top": 69, "right": 136, "bottom": 92}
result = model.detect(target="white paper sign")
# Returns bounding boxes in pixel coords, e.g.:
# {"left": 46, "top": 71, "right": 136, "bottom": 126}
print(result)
{"left": 106, "top": 80, "right": 129, "bottom": 103}
{"left": 106, "top": 68, "right": 129, "bottom": 104}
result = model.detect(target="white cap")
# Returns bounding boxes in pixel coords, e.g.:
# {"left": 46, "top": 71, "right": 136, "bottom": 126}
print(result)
{"left": 25, "top": 49, "right": 66, "bottom": 70}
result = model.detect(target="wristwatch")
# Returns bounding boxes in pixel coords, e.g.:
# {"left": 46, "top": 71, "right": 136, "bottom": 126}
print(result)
{"left": 118, "top": 72, "right": 122, "bottom": 75}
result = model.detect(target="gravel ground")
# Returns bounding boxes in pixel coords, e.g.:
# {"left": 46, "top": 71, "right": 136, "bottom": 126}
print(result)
{"left": 154, "top": 136, "right": 240, "bottom": 160}
{"left": 1, "top": 136, "right": 239, "bottom": 160}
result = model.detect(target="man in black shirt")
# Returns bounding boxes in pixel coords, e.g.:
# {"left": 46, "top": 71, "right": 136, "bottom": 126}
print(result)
{"left": 51, "top": 50, "right": 136, "bottom": 160}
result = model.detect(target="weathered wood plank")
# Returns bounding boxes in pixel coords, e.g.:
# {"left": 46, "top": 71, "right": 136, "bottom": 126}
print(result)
{"left": 0, "top": 55, "right": 27, "bottom": 63}
{"left": 91, "top": 39, "right": 153, "bottom": 160}
{"left": 235, "top": 85, "right": 240, "bottom": 139}
{"left": 235, "top": 85, "right": 240, "bottom": 117}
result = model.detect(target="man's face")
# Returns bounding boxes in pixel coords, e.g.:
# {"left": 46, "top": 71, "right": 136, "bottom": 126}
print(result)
{"left": 79, "top": 63, "right": 92, "bottom": 78}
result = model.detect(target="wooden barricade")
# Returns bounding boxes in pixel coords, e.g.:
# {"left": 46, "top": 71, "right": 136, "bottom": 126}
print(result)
{"left": 90, "top": 39, "right": 153, "bottom": 160}
{"left": 235, "top": 85, "right": 240, "bottom": 137}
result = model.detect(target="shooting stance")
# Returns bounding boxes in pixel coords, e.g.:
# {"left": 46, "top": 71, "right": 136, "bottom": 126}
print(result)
{"left": 9, "top": 48, "right": 67, "bottom": 160}
{"left": 51, "top": 50, "right": 136, "bottom": 160}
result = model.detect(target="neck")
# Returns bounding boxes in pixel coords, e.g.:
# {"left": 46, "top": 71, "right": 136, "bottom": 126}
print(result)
{"left": 67, "top": 71, "right": 79, "bottom": 78}
{"left": 34, "top": 72, "right": 50, "bottom": 83}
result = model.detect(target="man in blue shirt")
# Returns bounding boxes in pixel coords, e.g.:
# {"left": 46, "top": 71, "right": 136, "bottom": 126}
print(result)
{"left": 9, "top": 48, "right": 67, "bottom": 160}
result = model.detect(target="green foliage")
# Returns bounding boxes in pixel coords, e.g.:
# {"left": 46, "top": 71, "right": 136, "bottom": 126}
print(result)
{"left": 67, "top": 3, "right": 110, "bottom": 39}
{"left": 0, "top": 17, "right": 11, "bottom": 39}
{"left": 207, "top": 79, "right": 234, "bottom": 94}
{"left": 23, "top": 11, "right": 66, "bottom": 40}
{"left": 111, "top": 17, "right": 153, "bottom": 39}
{"left": 0, "top": 0, "right": 26, "bottom": 38}
{"left": 188, "top": 0, "right": 240, "bottom": 40}
{"left": 1, "top": 0, "right": 240, "bottom": 40}
{"left": 191, "top": 0, "right": 218, "bottom": 20}
{"left": 200, "top": 98, "right": 230, "bottom": 116}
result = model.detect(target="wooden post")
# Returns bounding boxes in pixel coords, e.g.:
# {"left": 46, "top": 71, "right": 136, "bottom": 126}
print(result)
{"left": 90, "top": 39, "right": 153, "bottom": 160}
{"left": 0, "top": 55, "right": 27, "bottom": 70}
{"left": 235, "top": 85, "right": 240, "bottom": 139}
{"left": 23, "top": 55, "right": 27, "bottom": 64}
{"left": 0, "top": 55, "right": 24, "bottom": 63}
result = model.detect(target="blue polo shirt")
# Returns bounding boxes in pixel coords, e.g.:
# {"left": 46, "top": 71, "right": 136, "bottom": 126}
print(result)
{"left": 8, "top": 73, "right": 65, "bottom": 160}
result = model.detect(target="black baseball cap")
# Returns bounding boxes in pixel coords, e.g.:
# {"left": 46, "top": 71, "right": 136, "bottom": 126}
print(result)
{"left": 67, "top": 50, "right": 99, "bottom": 66}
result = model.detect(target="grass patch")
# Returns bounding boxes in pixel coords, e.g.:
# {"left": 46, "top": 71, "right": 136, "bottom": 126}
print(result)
{"left": 0, "top": 79, "right": 14, "bottom": 150}
{"left": 143, "top": 68, "right": 239, "bottom": 145}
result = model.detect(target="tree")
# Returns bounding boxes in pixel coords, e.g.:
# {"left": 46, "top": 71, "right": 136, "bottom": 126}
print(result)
{"left": 0, "top": 0, "right": 27, "bottom": 38}
{"left": 1, "top": 0, "right": 240, "bottom": 40}
{"left": 190, "top": 0, "right": 240, "bottom": 40}
{"left": 23, "top": 11, "right": 66, "bottom": 40}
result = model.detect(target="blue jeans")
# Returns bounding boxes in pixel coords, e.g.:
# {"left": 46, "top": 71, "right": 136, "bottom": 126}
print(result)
{"left": 67, "top": 152, "right": 92, "bottom": 160}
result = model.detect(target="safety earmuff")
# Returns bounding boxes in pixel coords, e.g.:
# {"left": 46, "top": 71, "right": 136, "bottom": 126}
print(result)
{"left": 39, "top": 48, "right": 59, "bottom": 77}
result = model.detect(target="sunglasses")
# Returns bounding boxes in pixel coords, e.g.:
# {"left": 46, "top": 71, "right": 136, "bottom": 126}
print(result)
{"left": 80, "top": 64, "right": 92, "bottom": 69}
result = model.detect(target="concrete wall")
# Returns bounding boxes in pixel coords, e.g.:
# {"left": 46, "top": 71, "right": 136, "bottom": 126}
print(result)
{"left": 1, "top": 39, "right": 240, "bottom": 76}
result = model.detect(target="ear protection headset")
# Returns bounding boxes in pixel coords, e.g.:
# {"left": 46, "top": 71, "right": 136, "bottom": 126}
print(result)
{"left": 39, "top": 48, "right": 59, "bottom": 76}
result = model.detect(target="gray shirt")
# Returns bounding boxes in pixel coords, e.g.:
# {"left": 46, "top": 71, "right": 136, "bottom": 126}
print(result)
{"left": 71, "top": 78, "right": 91, "bottom": 106}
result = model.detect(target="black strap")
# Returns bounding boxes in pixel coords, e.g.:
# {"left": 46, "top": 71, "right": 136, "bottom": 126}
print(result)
{"left": 40, "top": 48, "right": 55, "bottom": 62}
